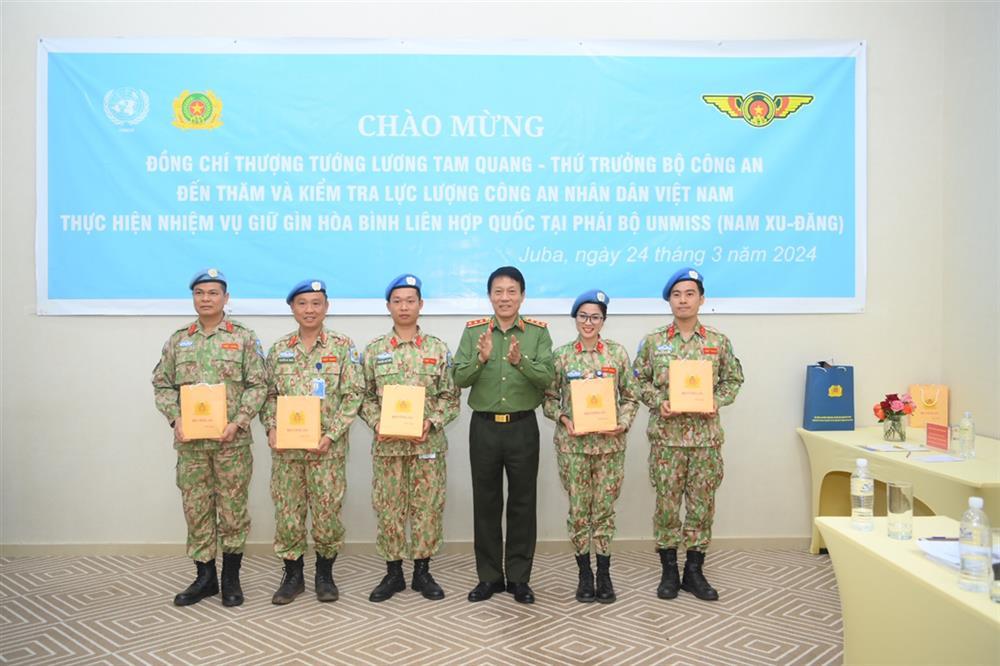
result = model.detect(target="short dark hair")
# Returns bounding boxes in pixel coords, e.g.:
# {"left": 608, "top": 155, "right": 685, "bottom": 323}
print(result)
{"left": 487, "top": 266, "right": 525, "bottom": 294}
{"left": 670, "top": 279, "right": 704, "bottom": 296}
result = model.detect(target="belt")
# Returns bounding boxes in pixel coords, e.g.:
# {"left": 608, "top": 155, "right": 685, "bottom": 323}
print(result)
{"left": 473, "top": 410, "right": 534, "bottom": 424}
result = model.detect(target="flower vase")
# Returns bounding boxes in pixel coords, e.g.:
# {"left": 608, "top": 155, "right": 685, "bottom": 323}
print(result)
{"left": 883, "top": 416, "right": 906, "bottom": 442}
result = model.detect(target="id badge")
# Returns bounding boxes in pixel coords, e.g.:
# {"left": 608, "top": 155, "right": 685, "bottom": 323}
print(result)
{"left": 311, "top": 377, "right": 326, "bottom": 398}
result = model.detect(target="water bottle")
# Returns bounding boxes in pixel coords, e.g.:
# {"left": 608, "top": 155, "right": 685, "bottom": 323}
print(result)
{"left": 958, "top": 496, "right": 990, "bottom": 593}
{"left": 850, "top": 458, "right": 874, "bottom": 532}
{"left": 958, "top": 411, "right": 975, "bottom": 459}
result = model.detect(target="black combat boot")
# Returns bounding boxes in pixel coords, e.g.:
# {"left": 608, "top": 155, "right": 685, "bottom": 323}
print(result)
{"left": 315, "top": 554, "right": 339, "bottom": 602}
{"left": 681, "top": 550, "right": 719, "bottom": 601}
{"left": 574, "top": 553, "right": 595, "bottom": 603}
{"left": 656, "top": 548, "right": 680, "bottom": 599}
{"left": 411, "top": 558, "right": 445, "bottom": 600}
{"left": 595, "top": 554, "right": 616, "bottom": 604}
{"left": 174, "top": 559, "right": 219, "bottom": 606}
{"left": 369, "top": 560, "right": 406, "bottom": 602}
{"left": 220, "top": 552, "right": 244, "bottom": 607}
{"left": 271, "top": 555, "right": 305, "bottom": 605}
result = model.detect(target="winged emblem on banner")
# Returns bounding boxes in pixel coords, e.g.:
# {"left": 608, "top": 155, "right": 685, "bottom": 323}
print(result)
{"left": 702, "top": 92, "right": 813, "bottom": 127}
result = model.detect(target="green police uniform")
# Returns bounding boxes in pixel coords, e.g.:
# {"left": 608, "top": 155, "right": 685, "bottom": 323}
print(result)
{"left": 632, "top": 321, "right": 744, "bottom": 552}
{"left": 260, "top": 328, "right": 364, "bottom": 560}
{"left": 454, "top": 315, "right": 555, "bottom": 584}
{"left": 542, "top": 336, "right": 639, "bottom": 555}
{"left": 152, "top": 317, "right": 267, "bottom": 562}
{"left": 359, "top": 328, "right": 460, "bottom": 561}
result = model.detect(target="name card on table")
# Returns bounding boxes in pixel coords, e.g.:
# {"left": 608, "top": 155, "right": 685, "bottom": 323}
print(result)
{"left": 926, "top": 422, "right": 950, "bottom": 450}
{"left": 379, "top": 384, "right": 426, "bottom": 439}
{"left": 570, "top": 377, "right": 618, "bottom": 434}
{"left": 276, "top": 395, "right": 321, "bottom": 449}
{"left": 180, "top": 383, "right": 227, "bottom": 439}
{"left": 669, "top": 359, "right": 714, "bottom": 413}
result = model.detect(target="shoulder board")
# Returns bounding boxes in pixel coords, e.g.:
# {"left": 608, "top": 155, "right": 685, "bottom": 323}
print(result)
{"left": 329, "top": 333, "right": 352, "bottom": 346}
{"left": 652, "top": 325, "right": 670, "bottom": 334}
{"left": 176, "top": 322, "right": 196, "bottom": 335}
{"left": 365, "top": 334, "right": 389, "bottom": 350}
{"left": 523, "top": 317, "right": 548, "bottom": 328}
{"left": 226, "top": 319, "right": 248, "bottom": 331}
{"left": 466, "top": 317, "right": 490, "bottom": 328}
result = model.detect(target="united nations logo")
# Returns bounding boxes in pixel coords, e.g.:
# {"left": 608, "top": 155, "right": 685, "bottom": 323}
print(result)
{"left": 172, "top": 90, "right": 223, "bottom": 130}
{"left": 703, "top": 92, "right": 813, "bottom": 128}
{"left": 103, "top": 87, "right": 150, "bottom": 130}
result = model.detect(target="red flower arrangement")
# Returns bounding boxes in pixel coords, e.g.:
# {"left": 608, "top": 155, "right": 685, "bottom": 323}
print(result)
{"left": 872, "top": 393, "right": 916, "bottom": 422}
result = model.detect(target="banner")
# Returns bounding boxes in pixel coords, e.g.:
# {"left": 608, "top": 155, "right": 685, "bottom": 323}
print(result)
{"left": 37, "top": 39, "right": 866, "bottom": 315}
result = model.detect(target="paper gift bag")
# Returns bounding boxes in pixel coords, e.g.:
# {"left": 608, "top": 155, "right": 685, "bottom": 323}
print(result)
{"left": 669, "top": 359, "right": 715, "bottom": 413}
{"left": 802, "top": 363, "right": 854, "bottom": 431}
{"left": 378, "top": 384, "right": 426, "bottom": 439}
{"left": 276, "top": 395, "right": 321, "bottom": 449}
{"left": 908, "top": 384, "right": 949, "bottom": 428}
{"left": 180, "top": 383, "right": 227, "bottom": 439}
{"left": 570, "top": 377, "right": 618, "bottom": 433}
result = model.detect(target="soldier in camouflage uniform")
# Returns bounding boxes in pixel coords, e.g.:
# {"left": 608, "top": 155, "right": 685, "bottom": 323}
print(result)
{"left": 543, "top": 289, "right": 639, "bottom": 604}
{"left": 359, "top": 274, "right": 460, "bottom": 602}
{"left": 260, "top": 279, "right": 364, "bottom": 605}
{"left": 152, "top": 268, "right": 266, "bottom": 608}
{"left": 632, "top": 268, "right": 744, "bottom": 601}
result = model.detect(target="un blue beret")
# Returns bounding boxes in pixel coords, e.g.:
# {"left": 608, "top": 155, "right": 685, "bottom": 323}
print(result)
{"left": 571, "top": 289, "right": 610, "bottom": 317}
{"left": 189, "top": 268, "right": 227, "bottom": 290}
{"left": 662, "top": 268, "right": 704, "bottom": 300}
{"left": 286, "top": 279, "right": 327, "bottom": 304}
{"left": 385, "top": 273, "right": 422, "bottom": 300}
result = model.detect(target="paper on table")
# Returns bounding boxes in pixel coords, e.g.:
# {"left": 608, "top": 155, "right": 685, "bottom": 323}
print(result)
{"left": 917, "top": 539, "right": 961, "bottom": 569}
{"left": 898, "top": 443, "right": 929, "bottom": 451}
{"left": 859, "top": 443, "right": 902, "bottom": 452}
{"left": 914, "top": 454, "right": 964, "bottom": 463}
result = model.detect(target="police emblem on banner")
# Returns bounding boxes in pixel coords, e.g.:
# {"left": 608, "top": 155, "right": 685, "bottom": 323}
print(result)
{"left": 172, "top": 90, "right": 223, "bottom": 130}
{"left": 103, "top": 87, "right": 150, "bottom": 130}
{"left": 702, "top": 92, "right": 813, "bottom": 127}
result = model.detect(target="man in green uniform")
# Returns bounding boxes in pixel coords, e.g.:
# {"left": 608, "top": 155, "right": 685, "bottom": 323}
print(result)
{"left": 152, "top": 268, "right": 266, "bottom": 607}
{"left": 632, "top": 268, "right": 744, "bottom": 601}
{"left": 261, "top": 279, "right": 364, "bottom": 605}
{"left": 359, "top": 274, "right": 460, "bottom": 602}
{"left": 543, "top": 289, "right": 639, "bottom": 603}
{"left": 454, "top": 266, "right": 555, "bottom": 604}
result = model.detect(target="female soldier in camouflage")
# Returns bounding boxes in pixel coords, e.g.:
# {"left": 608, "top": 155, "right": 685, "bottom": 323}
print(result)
{"left": 542, "top": 290, "right": 639, "bottom": 603}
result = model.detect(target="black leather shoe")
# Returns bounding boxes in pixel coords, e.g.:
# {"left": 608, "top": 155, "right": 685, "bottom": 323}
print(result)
{"left": 681, "top": 550, "right": 719, "bottom": 601}
{"left": 315, "top": 554, "right": 339, "bottom": 602}
{"left": 369, "top": 560, "right": 406, "bottom": 602}
{"left": 411, "top": 558, "right": 445, "bottom": 600}
{"left": 271, "top": 556, "right": 305, "bottom": 605}
{"left": 574, "top": 553, "right": 595, "bottom": 603}
{"left": 467, "top": 580, "right": 505, "bottom": 602}
{"left": 220, "top": 553, "right": 244, "bottom": 607}
{"left": 506, "top": 581, "right": 535, "bottom": 604}
{"left": 656, "top": 548, "right": 680, "bottom": 600}
{"left": 595, "top": 554, "right": 616, "bottom": 604}
{"left": 174, "top": 559, "right": 218, "bottom": 606}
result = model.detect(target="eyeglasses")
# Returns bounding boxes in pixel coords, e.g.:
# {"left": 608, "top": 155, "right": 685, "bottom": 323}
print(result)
{"left": 575, "top": 313, "right": 605, "bottom": 324}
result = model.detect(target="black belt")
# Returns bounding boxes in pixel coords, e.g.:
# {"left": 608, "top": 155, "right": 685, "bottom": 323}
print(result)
{"left": 473, "top": 410, "right": 534, "bottom": 424}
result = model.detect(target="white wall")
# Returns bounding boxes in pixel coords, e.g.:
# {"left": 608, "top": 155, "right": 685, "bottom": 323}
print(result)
{"left": 2, "top": 1, "right": 997, "bottom": 553}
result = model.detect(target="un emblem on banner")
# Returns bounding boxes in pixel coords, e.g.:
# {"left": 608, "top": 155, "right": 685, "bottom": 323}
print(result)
{"left": 703, "top": 92, "right": 813, "bottom": 127}
{"left": 172, "top": 90, "right": 223, "bottom": 130}
{"left": 103, "top": 87, "right": 150, "bottom": 130}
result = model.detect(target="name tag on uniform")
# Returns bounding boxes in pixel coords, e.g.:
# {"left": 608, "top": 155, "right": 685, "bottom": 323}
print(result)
{"left": 178, "top": 340, "right": 194, "bottom": 348}
{"left": 418, "top": 452, "right": 437, "bottom": 460}
{"left": 656, "top": 344, "right": 672, "bottom": 353}
{"left": 311, "top": 378, "right": 326, "bottom": 398}
{"left": 278, "top": 350, "right": 295, "bottom": 363}
{"left": 566, "top": 370, "right": 583, "bottom": 379}
{"left": 376, "top": 352, "right": 393, "bottom": 365}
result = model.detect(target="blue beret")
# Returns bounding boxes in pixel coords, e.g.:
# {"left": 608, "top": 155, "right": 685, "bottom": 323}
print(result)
{"left": 571, "top": 289, "right": 610, "bottom": 317}
{"left": 286, "top": 279, "right": 327, "bottom": 304}
{"left": 663, "top": 268, "right": 704, "bottom": 300}
{"left": 385, "top": 273, "right": 422, "bottom": 300}
{"left": 189, "top": 268, "right": 227, "bottom": 290}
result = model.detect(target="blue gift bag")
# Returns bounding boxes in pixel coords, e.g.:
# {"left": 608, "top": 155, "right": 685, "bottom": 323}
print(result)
{"left": 802, "top": 363, "right": 855, "bottom": 430}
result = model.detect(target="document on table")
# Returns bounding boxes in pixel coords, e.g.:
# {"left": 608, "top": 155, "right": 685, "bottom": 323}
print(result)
{"left": 917, "top": 539, "right": 960, "bottom": 569}
{"left": 913, "top": 454, "right": 964, "bottom": 463}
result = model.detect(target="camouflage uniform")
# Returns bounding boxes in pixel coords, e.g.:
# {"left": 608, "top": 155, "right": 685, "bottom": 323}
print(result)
{"left": 632, "top": 322, "right": 743, "bottom": 552}
{"left": 543, "top": 337, "right": 639, "bottom": 555}
{"left": 152, "top": 318, "right": 267, "bottom": 562}
{"left": 261, "top": 328, "right": 364, "bottom": 560}
{"left": 359, "top": 328, "right": 460, "bottom": 561}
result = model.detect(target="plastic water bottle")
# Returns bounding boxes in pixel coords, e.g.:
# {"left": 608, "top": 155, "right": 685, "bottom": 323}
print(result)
{"left": 958, "top": 411, "right": 976, "bottom": 459}
{"left": 958, "top": 496, "right": 991, "bottom": 593}
{"left": 850, "top": 458, "right": 874, "bottom": 532}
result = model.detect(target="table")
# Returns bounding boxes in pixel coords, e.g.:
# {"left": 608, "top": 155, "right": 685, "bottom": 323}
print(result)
{"left": 798, "top": 426, "right": 1000, "bottom": 553}
{"left": 816, "top": 516, "right": 1000, "bottom": 665}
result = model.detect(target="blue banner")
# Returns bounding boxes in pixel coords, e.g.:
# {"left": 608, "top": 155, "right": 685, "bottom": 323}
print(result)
{"left": 37, "top": 39, "right": 866, "bottom": 314}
